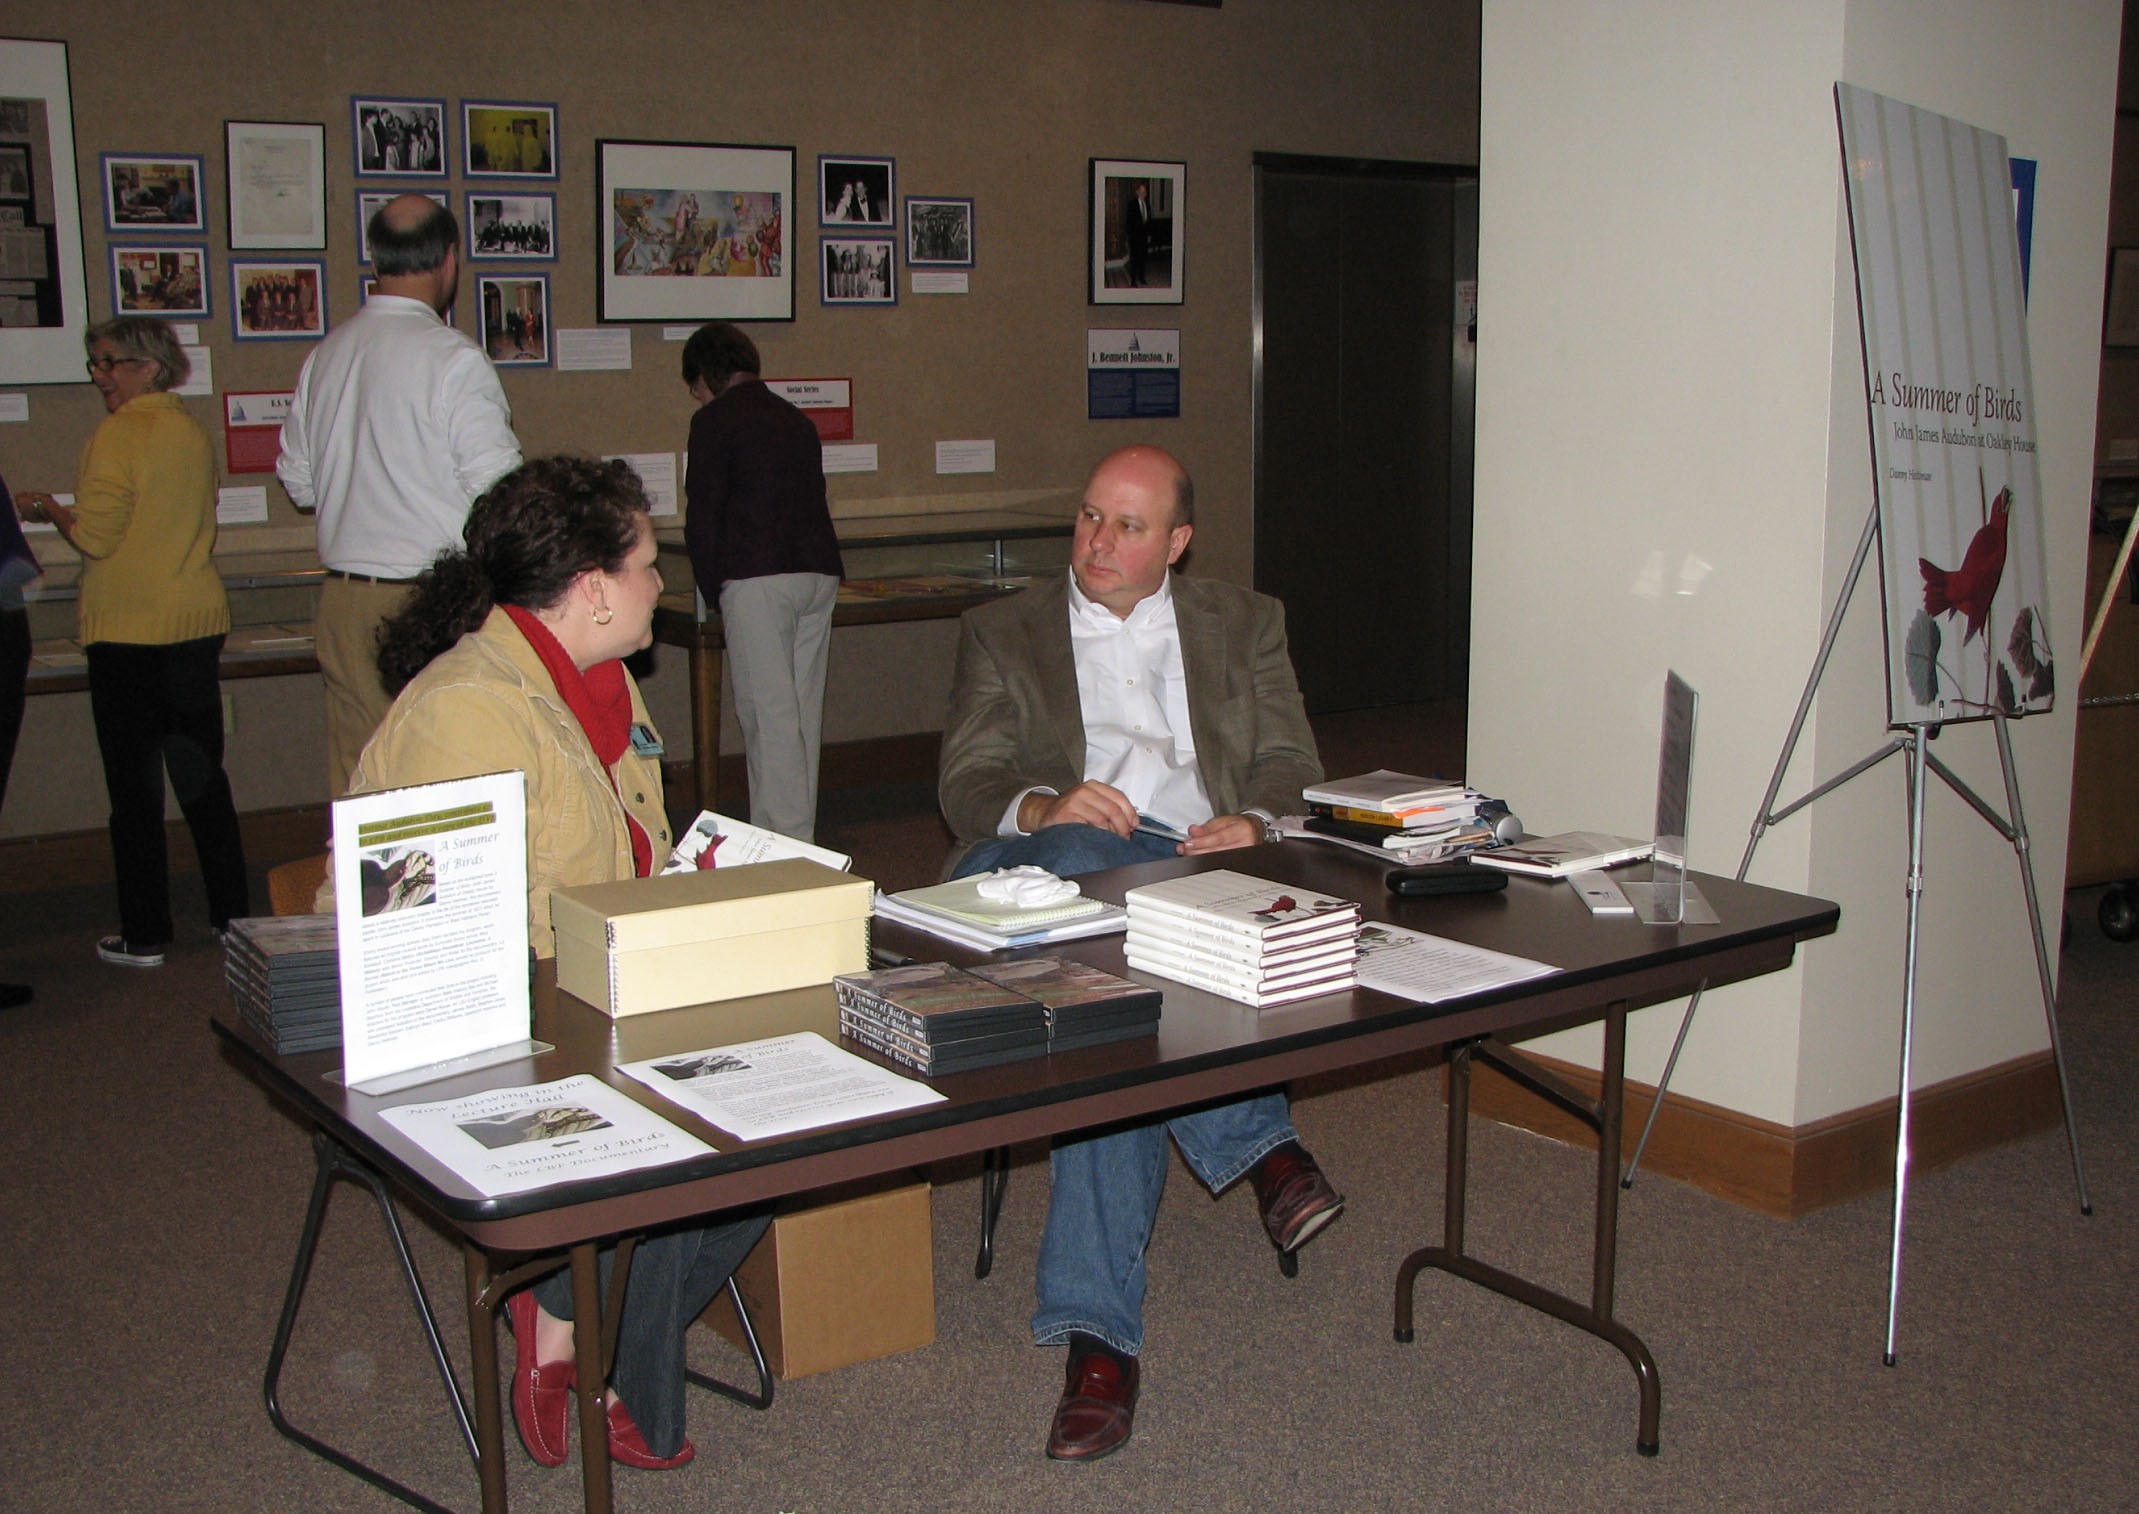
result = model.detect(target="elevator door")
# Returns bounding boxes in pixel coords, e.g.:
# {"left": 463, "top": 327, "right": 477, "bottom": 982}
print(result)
{"left": 1255, "top": 159, "right": 1475, "bottom": 713}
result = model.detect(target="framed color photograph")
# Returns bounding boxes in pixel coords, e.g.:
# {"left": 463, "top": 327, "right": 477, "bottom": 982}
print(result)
{"left": 819, "top": 155, "right": 894, "bottom": 227}
{"left": 597, "top": 138, "right": 793, "bottom": 322}
{"left": 464, "top": 101, "right": 557, "bottom": 179}
{"left": 1090, "top": 158, "right": 1183, "bottom": 304}
{"left": 905, "top": 196, "right": 973, "bottom": 267}
{"left": 351, "top": 97, "right": 447, "bottom": 177}
{"left": 226, "top": 121, "right": 327, "bottom": 250}
{"left": 100, "top": 153, "right": 205, "bottom": 232}
{"left": 821, "top": 237, "right": 895, "bottom": 306}
{"left": 230, "top": 259, "right": 326, "bottom": 340}
{"left": 478, "top": 273, "right": 550, "bottom": 366}
{"left": 110, "top": 244, "right": 209, "bottom": 317}
{"left": 355, "top": 189, "right": 449, "bottom": 267}
{"left": 466, "top": 191, "right": 556, "bottom": 260}
{"left": 0, "top": 38, "right": 92, "bottom": 385}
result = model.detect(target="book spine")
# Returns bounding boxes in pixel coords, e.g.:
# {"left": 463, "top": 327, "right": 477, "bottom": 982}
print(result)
{"left": 1123, "top": 952, "right": 1357, "bottom": 1008}
{"left": 1121, "top": 924, "right": 1357, "bottom": 977}
{"left": 1125, "top": 943, "right": 1356, "bottom": 993}
{"left": 1126, "top": 905, "right": 1359, "bottom": 954}
{"left": 839, "top": 1011, "right": 936, "bottom": 1074}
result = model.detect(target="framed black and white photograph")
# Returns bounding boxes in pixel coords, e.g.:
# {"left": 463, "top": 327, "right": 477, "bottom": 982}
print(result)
{"left": 354, "top": 190, "right": 448, "bottom": 267}
{"left": 0, "top": 38, "right": 92, "bottom": 385}
{"left": 1090, "top": 158, "right": 1184, "bottom": 304}
{"left": 597, "top": 138, "right": 793, "bottom": 322}
{"left": 821, "top": 237, "right": 895, "bottom": 306}
{"left": 226, "top": 120, "right": 327, "bottom": 250}
{"left": 110, "top": 244, "right": 209, "bottom": 318}
{"left": 819, "top": 155, "right": 894, "bottom": 227}
{"left": 351, "top": 97, "right": 447, "bottom": 178}
{"left": 905, "top": 196, "right": 974, "bottom": 267}
{"left": 230, "top": 259, "right": 326, "bottom": 341}
{"left": 466, "top": 191, "right": 556, "bottom": 261}
{"left": 478, "top": 273, "right": 550, "bottom": 366}
{"left": 100, "top": 153, "right": 205, "bottom": 233}
{"left": 464, "top": 101, "right": 557, "bottom": 179}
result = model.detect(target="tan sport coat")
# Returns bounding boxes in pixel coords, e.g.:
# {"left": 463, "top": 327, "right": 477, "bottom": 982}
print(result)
{"left": 938, "top": 573, "right": 1322, "bottom": 846}
{"left": 336, "top": 607, "right": 672, "bottom": 957}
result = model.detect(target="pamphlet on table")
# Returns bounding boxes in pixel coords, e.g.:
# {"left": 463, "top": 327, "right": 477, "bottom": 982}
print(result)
{"left": 874, "top": 869, "right": 1129, "bottom": 951}
{"left": 1353, "top": 922, "right": 1554, "bottom": 1001}
{"left": 618, "top": 1031, "right": 946, "bottom": 1142}
{"left": 330, "top": 772, "right": 531, "bottom": 1088}
{"left": 377, "top": 1073, "right": 713, "bottom": 1198}
{"left": 1469, "top": 832, "right": 1652, "bottom": 879}
{"left": 663, "top": 810, "right": 852, "bottom": 874}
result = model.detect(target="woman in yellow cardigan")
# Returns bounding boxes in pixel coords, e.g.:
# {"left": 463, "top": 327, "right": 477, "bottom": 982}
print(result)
{"left": 16, "top": 317, "right": 248, "bottom": 966}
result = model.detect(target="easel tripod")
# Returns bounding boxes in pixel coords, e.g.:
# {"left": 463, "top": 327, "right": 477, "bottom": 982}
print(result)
{"left": 1621, "top": 500, "right": 2092, "bottom": 1361}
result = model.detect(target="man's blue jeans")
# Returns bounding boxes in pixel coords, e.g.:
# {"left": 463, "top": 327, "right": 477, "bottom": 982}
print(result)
{"left": 952, "top": 823, "right": 1299, "bottom": 1355}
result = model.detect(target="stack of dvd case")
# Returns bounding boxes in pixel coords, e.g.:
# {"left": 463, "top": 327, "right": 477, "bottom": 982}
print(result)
{"left": 1122, "top": 869, "right": 1361, "bottom": 1008}
{"left": 833, "top": 962, "right": 1050, "bottom": 1075}
{"left": 965, "top": 957, "right": 1162, "bottom": 1051}
{"left": 223, "top": 914, "right": 342, "bottom": 1055}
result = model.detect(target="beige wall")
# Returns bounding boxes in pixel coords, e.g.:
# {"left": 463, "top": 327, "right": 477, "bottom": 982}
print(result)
{"left": 1472, "top": 0, "right": 2119, "bottom": 1126}
{"left": 2, "top": 0, "right": 1480, "bottom": 837}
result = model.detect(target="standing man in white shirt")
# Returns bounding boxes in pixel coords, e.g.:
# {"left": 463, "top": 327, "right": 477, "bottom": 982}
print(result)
{"left": 277, "top": 194, "right": 523, "bottom": 793}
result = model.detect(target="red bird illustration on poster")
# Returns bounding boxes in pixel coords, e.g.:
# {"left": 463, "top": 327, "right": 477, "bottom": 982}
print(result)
{"left": 1918, "top": 486, "right": 2012, "bottom": 645}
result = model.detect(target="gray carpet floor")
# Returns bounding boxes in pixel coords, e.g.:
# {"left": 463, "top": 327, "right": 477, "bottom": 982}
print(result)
{"left": 3, "top": 709, "right": 2133, "bottom": 1513}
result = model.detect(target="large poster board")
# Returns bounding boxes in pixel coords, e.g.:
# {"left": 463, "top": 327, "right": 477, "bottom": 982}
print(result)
{"left": 1837, "top": 84, "right": 2054, "bottom": 728}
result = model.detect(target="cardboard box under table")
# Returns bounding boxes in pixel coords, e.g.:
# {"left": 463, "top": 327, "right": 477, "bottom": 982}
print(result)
{"left": 550, "top": 858, "right": 872, "bottom": 1017}
{"left": 703, "top": 1174, "right": 936, "bottom": 1378}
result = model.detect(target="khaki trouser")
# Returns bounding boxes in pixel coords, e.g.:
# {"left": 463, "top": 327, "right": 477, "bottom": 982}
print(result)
{"left": 315, "top": 574, "right": 414, "bottom": 796}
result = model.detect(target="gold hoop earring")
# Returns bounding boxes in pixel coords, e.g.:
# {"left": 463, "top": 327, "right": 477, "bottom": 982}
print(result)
{"left": 593, "top": 605, "right": 613, "bottom": 626}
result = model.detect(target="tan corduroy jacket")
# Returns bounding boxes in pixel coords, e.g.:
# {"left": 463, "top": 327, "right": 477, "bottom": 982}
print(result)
{"left": 335, "top": 607, "right": 671, "bottom": 957}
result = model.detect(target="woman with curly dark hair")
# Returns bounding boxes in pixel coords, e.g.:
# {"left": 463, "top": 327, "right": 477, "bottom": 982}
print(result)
{"left": 348, "top": 454, "right": 767, "bottom": 1473}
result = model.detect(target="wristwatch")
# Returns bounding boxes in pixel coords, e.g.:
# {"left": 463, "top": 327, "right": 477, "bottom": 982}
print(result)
{"left": 1258, "top": 816, "right": 1282, "bottom": 846}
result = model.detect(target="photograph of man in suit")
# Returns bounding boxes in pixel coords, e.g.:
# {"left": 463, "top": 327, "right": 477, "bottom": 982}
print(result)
{"left": 937, "top": 443, "right": 1344, "bottom": 1462}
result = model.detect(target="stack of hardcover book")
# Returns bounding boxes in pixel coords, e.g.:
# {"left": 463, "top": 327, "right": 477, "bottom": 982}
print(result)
{"left": 873, "top": 874, "right": 1128, "bottom": 951}
{"left": 223, "top": 914, "right": 342, "bottom": 1055}
{"left": 1122, "top": 869, "right": 1362, "bottom": 1008}
{"left": 1299, "top": 770, "right": 1513, "bottom": 861}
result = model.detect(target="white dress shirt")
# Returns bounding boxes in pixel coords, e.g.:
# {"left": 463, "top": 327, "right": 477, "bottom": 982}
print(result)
{"left": 277, "top": 295, "right": 522, "bottom": 577}
{"left": 998, "top": 572, "right": 1215, "bottom": 835}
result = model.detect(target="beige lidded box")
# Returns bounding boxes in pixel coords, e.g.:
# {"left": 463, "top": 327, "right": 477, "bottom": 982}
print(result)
{"left": 550, "top": 858, "right": 872, "bottom": 1017}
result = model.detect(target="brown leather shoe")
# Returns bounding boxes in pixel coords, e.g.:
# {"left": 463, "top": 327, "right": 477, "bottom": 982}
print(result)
{"left": 1045, "top": 1346, "right": 1141, "bottom": 1461}
{"left": 1249, "top": 1141, "right": 1345, "bottom": 1252}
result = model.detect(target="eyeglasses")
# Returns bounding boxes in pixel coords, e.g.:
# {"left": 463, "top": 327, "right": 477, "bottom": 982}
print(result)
{"left": 84, "top": 355, "right": 147, "bottom": 375}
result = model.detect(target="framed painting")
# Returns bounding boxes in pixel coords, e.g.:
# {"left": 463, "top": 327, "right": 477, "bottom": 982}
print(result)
{"left": 597, "top": 139, "right": 792, "bottom": 322}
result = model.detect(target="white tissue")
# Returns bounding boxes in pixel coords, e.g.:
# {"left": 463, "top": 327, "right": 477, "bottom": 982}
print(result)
{"left": 974, "top": 866, "right": 1082, "bottom": 908}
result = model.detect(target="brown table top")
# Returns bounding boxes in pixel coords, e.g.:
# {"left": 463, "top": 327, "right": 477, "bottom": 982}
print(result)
{"left": 211, "top": 846, "right": 1837, "bottom": 1252}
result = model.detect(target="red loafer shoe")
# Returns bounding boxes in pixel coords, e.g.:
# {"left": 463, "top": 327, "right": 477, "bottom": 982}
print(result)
{"left": 507, "top": 1290, "right": 573, "bottom": 1468}
{"left": 607, "top": 1398, "right": 695, "bottom": 1471}
{"left": 1249, "top": 1141, "right": 1345, "bottom": 1253}
{"left": 1045, "top": 1345, "right": 1141, "bottom": 1461}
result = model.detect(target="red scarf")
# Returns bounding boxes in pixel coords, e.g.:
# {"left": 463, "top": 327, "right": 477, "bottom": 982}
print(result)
{"left": 503, "top": 605, "right": 653, "bottom": 877}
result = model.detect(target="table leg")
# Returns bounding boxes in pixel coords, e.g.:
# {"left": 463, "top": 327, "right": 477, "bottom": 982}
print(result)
{"left": 462, "top": 1247, "right": 509, "bottom": 1514}
{"left": 1393, "top": 1006, "right": 1663, "bottom": 1455}
{"left": 262, "top": 1132, "right": 481, "bottom": 1512}
{"left": 569, "top": 1241, "right": 615, "bottom": 1514}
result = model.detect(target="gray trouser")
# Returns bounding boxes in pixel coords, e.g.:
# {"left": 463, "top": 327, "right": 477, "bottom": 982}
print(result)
{"left": 719, "top": 571, "right": 838, "bottom": 841}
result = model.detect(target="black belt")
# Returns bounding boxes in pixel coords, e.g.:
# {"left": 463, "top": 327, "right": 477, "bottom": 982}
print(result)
{"left": 323, "top": 569, "right": 415, "bottom": 585}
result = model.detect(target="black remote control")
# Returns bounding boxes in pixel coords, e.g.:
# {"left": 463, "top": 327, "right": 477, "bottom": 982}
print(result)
{"left": 1386, "top": 863, "right": 1509, "bottom": 897}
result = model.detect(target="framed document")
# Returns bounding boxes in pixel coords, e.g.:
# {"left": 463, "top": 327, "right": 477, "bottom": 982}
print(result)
{"left": 225, "top": 120, "right": 326, "bottom": 250}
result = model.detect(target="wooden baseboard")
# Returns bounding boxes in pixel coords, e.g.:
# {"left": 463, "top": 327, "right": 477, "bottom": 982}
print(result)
{"left": 1463, "top": 1046, "right": 2064, "bottom": 1218}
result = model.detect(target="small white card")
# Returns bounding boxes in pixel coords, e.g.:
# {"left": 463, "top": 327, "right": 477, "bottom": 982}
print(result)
{"left": 556, "top": 327, "right": 634, "bottom": 371}
{"left": 911, "top": 271, "right": 969, "bottom": 295}
{"left": 175, "top": 346, "right": 213, "bottom": 397}
{"left": 822, "top": 442, "right": 878, "bottom": 474}
{"left": 607, "top": 451, "right": 678, "bottom": 515}
{"left": 215, "top": 485, "right": 271, "bottom": 525}
{"left": 935, "top": 439, "right": 996, "bottom": 475}
{"left": 0, "top": 394, "right": 25, "bottom": 423}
